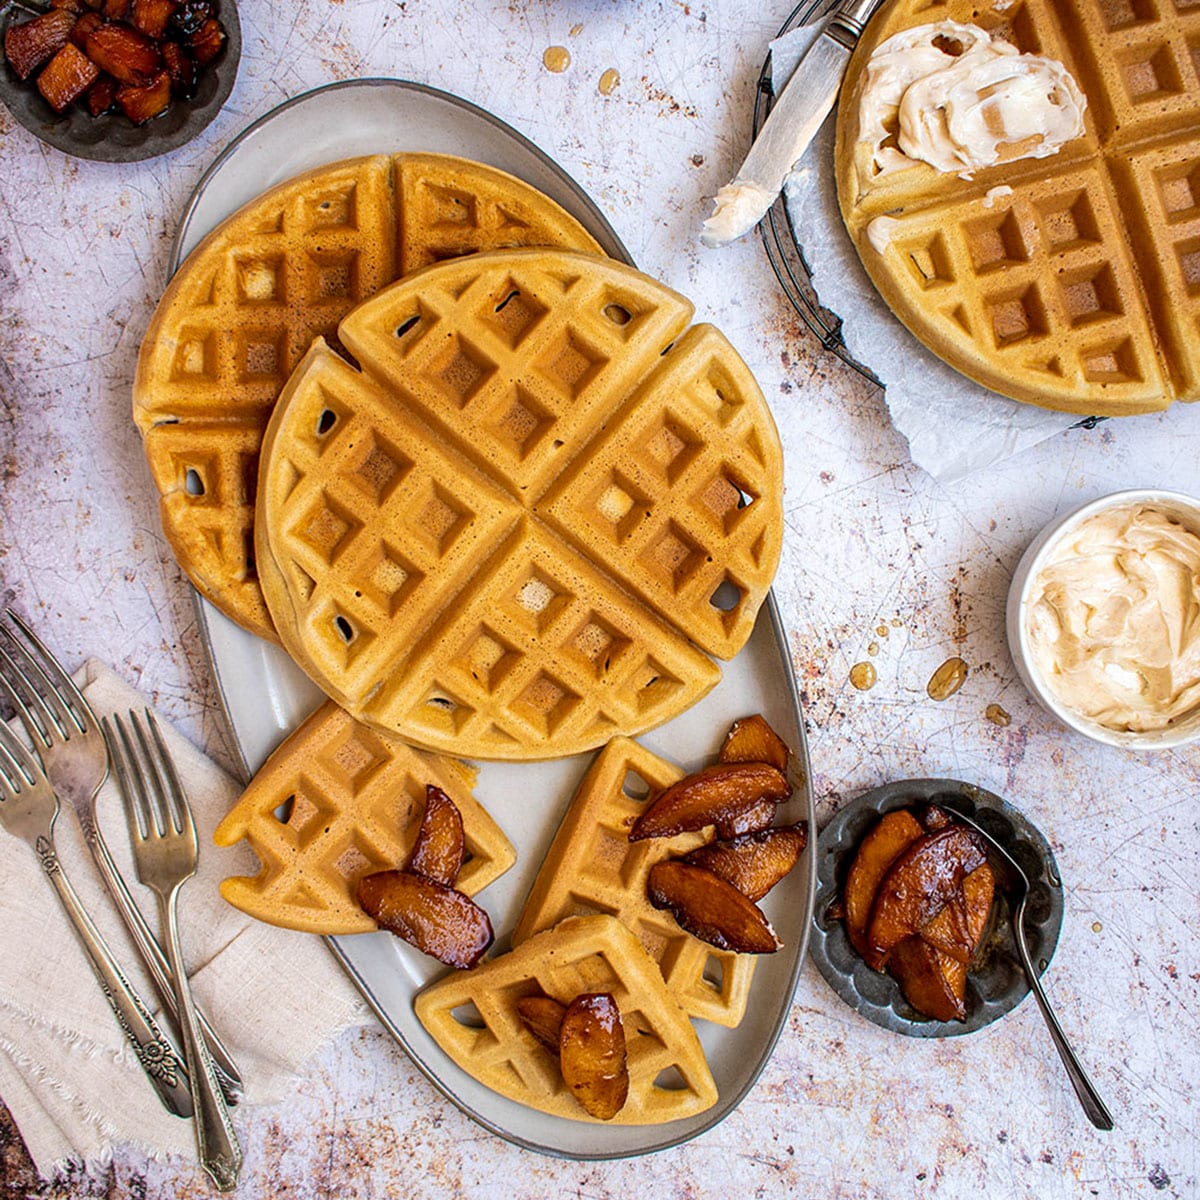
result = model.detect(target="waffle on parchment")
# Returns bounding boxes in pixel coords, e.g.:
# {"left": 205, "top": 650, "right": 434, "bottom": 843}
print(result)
{"left": 414, "top": 914, "right": 718, "bottom": 1124}
{"left": 212, "top": 700, "right": 515, "bottom": 934}
{"left": 835, "top": 0, "right": 1200, "bottom": 416}
{"left": 254, "top": 249, "right": 783, "bottom": 760}
{"left": 133, "top": 154, "right": 602, "bottom": 641}
{"left": 512, "top": 737, "right": 756, "bottom": 1027}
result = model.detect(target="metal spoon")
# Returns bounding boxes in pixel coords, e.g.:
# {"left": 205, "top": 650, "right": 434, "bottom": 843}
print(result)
{"left": 942, "top": 802, "right": 1114, "bottom": 1131}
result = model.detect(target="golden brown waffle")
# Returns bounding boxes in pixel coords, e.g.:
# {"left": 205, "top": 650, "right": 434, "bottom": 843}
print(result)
{"left": 133, "top": 154, "right": 603, "bottom": 640}
{"left": 513, "top": 737, "right": 755, "bottom": 1027}
{"left": 414, "top": 914, "right": 719, "bottom": 1124}
{"left": 835, "top": 0, "right": 1200, "bottom": 416}
{"left": 254, "top": 249, "right": 782, "bottom": 760}
{"left": 212, "top": 700, "right": 516, "bottom": 934}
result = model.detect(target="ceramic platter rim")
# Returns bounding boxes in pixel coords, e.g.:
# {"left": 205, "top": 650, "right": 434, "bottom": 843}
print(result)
{"left": 178, "top": 78, "right": 816, "bottom": 1160}
{"left": 810, "top": 778, "right": 1064, "bottom": 1038}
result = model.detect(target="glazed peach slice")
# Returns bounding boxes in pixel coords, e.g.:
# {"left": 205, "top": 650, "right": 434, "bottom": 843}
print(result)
{"left": 921, "top": 861, "right": 996, "bottom": 963}
{"left": 407, "top": 784, "right": 466, "bottom": 887}
{"left": 865, "top": 826, "right": 986, "bottom": 970}
{"left": 719, "top": 714, "right": 791, "bottom": 774}
{"left": 887, "top": 936, "right": 967, "bottom": 1023}
{"left": 682, "top": 823, "right": 808, "bottom": 902}
{"left": 559, "top": 994, "right": 629, "bottom": 1121}
{"left": 842, "top": 808, "right": 925, "bottom": 958}
{"left": 515, "top": 994, "right": 567, "bottom": 1053}
{"left": 629, "top": 762, "right": 791, "bottom": 841}
{"left": 647, "top": 860, "right": 781, "bottom": 953}
{"left": 358, "top": 871, "right": 493, "bottom": 968}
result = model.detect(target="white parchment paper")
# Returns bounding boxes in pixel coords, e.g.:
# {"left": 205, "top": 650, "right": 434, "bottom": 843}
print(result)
{"left": 771, "top": 24, "right": 1080, "bottom": 483}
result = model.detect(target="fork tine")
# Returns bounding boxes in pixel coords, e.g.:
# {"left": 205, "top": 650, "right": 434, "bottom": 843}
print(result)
{"left": 0, "top": 631, "right": 76, "bottom": 745}
{"left": 143, "top": 710, "right": 192, "bottom": 838}
{"left": 129, "top": 711, "right": 179, "bottom": 835}
{"left": 0, "top": 719, "right": 39, "bottom": 789}
{"left": 0, "top": 645, "right": 53, "bottom": 750}
{"left": 3, "top": 611, "right": 94, "bottom": 732}
{"left": 108, "top": 714, "right": 152, "bottom": 841}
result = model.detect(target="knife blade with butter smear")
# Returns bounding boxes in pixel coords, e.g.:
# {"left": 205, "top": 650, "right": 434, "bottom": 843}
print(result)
{"left": 700, "top": 0, "right": 884, "bottom": 248}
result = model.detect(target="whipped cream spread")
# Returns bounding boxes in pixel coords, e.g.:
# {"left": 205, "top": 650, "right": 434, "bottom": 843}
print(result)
{"left": 1027, "top": 506, "right": 1200, "bottom": 732}
{"left": 858, "top": 21, "right": 1086, "bottom": 177}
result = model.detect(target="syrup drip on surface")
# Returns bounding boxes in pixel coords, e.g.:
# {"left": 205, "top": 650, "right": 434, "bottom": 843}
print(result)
{"left": 927, "top": 656, "right": 968, "bottom": 700}
{"left": 850, "top": 662, "right": 877, "bottom": 691}
{"left": 598, "top": 67, "right": 621, "bottom": 95}
{"left": 985, "top": 703, "right": 1011, "bottom": 727}
{"left": 543, "top": 46, "right": 571, "bottom": 72}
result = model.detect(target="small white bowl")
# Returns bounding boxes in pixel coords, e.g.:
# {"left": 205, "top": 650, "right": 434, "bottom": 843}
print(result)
{"left": 1006, "top": 489, "right": 1200, "bottom": 751}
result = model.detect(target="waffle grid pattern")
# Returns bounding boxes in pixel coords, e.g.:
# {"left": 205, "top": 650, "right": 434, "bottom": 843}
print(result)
{"left": 212, "top": 700, "right": 516, "bottom": 934}
{"left": 836, "top": 0, "right": 1200, "bottom": 415}
{"left": 414, "top": 914, "right": 720, "bottom": 1124}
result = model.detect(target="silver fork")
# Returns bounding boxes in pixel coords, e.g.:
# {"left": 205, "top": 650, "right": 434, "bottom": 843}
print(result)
{"left": 108, "top": 709, "right": 243, "bottom": 1192}
{"left": 0, "top": 711, "right": 193, "bottom": 1117}
{"left": 0, "top": 610, "right": 243, "bottom": 1104}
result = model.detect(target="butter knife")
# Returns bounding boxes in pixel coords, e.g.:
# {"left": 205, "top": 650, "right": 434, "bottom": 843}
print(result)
{"left": 701, "top": 0, "right": 884, "bottom": 247}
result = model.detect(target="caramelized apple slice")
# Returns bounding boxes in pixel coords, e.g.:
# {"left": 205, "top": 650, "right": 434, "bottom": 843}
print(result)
{"left": 559, "top": 994, "right": 628, "bottom": 1120}
{"left": 131, "top": 0, "right": 174, "bottom": 38}
{"left": 719, "top": 713, "right": 791, "bottom": 773}
{"left": 629, "top": 762, "right": 791, "bottom": 841}
{"left": 842, "top": 808, "right": 925, "bottom": 958}
{"left": 69, "top": 12, "right": 103, "bottom": 50}
{"left": 85, "top": 73, "right": 117, "bottom": 115}
{"left": 647, "top": 860, "right": 781, "bottom": 953}
{"left": 682, "top": 823, "right": 808, "bottom": 902}
{"left": 115, "top": 68, "right": 169, "bottom": 123}
{"left": 407, "top": 784, "right": 465, "bottom": 887}
{"left": 36, "top": 43, "right": 100, "bottom": 111}
{"left": 920, "top": 861, "right": 995, "bottom": 963}
{"left": 4, "top": 9, "right": 75, "bottom": 80}
{"left": 714, "top": 795, "right": 776, "bottom": 839}
{"left": 187, "top": 15, "right": 224, "bottom": 63}
{"left": 866, "top": 826, "right": 986, "bottom": 970}
{"left": 85, "top": 22, "right": 160, "bottom": 85}
{"left": 358, "top": 871, "right": 493, "bottom": 968}
{"left": 887, "top": 935, "right": 966, "bottom": 1022}
{"left": 515, "top": 994, "right": 566, "bottom": 1054}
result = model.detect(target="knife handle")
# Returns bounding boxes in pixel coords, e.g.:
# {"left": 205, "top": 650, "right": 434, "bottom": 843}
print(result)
{"left": 828, "top": 0, "right": 885, "bottom": 49}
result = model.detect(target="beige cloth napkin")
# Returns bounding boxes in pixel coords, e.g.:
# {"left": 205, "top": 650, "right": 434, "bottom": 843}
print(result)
{"left": 0, "top": 661, "right": 368, "bottom": 1179}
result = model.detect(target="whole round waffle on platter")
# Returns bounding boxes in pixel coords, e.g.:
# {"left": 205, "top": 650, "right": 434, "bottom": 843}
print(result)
{"left": 133, "top": 153, "right": 603, "bottom": 642}
{"left": 254, "top": 248, "right": 784, "bottom": 760}
{"left": 835, "top": 0, "right": 1200, "bottom": 417}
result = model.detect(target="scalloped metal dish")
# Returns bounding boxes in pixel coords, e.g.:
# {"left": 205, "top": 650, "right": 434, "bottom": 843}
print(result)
{"left": 0, "top": 0, "right": 240, "bottom": 162}
{"left": 175, "top": 79, "right": 816, "bottom": 1160}
{"left": 810, "top": 779, "right": 1063, "bottom": 1038}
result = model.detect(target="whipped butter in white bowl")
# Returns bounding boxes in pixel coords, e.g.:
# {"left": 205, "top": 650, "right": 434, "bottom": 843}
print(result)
{"left": 1007, "top": 491, "right": 1200, "bottom": 749}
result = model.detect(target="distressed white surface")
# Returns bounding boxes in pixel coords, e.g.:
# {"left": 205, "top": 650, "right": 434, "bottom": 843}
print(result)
{"left": 1, "top": 0, "right": 1198, "bottom": 1196}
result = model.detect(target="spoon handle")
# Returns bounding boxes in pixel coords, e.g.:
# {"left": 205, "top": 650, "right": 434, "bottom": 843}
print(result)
{"left": 1012, "top": 901, "right": 1114, "bottom": 1130}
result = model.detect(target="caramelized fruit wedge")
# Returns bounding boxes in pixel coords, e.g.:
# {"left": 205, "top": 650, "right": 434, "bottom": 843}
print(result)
{"left": 887, "top": 935, "right": 966, "bottom": 1022}
{"left": 85, "top": 22, "right": 160, "bottom": 85}
{"left": 70, "top": 12, "right": 104, "bottom": 50}
{"left": 37, "top": 43, "right": 100, "bottom": 111}
{"left": 714, "top": 795, "right": 776, "bottom": 839}
{"left": 647, "top": 860, "right": 781, "bottom": 953}
{"left": 358, "top": 871, "right": 493, "bottom": 969}
{"left": 559, "top": 993, "right": 629, "bottom": 1120}
{"left": 515, "top": 994, "right": 567, "bottom": 1054}
{"left": 407, "top": 784, "right": 465, "bottom": 887}
{"left": 719, "top": 713, "right": 790, "bottom": 773}
{"left": 188, "top": 16, "right": 224, "bottom": 63}
{"left": 4, "top": 9, "right": 75, "bottom": 80}
{"left": 629, "top": 762, "right": 791, "bottom": 841}
{"left": 85, "top": 72, "right": 117, "bottom": 115}
{"left": 115, "top": 68, "right": 169, "bottom": 123}
{"left": 866, "top": 826, "right": 986, "bottom": 970}
{"left": 921, "top": 805, "right": 954, "bottom": 832}
{"left": 131, "top": 0, "right": 174, "bottom": 39}
{"left": 682, "top": 823, "right": 808, "bottom": 902}
{"left": 842, "top": 808, "right": 925, "bottom": 958}
{"left": 920, "top": 861, "right": 996, "bottom": 963}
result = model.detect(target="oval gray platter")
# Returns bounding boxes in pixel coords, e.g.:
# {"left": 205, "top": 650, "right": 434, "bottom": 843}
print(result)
{"left": 0, "top": 0, "right": 240, "bottom": 162}
{"left": 811, "top": 778, "right": 1063, "bottom": 1038}
{"left": 176, "top": 79, "right": 816, "bottom": 1160}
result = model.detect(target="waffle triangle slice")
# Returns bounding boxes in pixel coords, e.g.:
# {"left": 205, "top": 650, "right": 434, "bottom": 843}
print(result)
{"left": 133, "top": 153, "right": 603, "bottom": 641}
{"left": 834, "top": 0, "right": 1200, "bottom": 416}
{"left": 212, "top": 700, "right": 515, "bottom": 934}
{"left": 512, "top": 737, "right": 755, "bottom": 1027}
{"left": 414, "top": 914, "right": 719, "bottom": 1124}
{"left": 255, "top": 249, "right": 781, "bottom": 759}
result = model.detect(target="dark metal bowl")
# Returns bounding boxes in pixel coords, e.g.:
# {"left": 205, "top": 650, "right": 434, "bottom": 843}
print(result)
{"left": 810, "top": 778, "right": 1064, "bottom": 1038}
{"left": 0, "top": 0, "right": 240, "bottom": 162}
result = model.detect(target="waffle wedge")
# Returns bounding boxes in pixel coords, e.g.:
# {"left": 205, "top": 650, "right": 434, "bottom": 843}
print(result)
{"left": 513, "top": 737, "right": 756, "bottom": 1027}
{"left": 414, "top": 914, "right": 718, "bottom": 1124}
{"left": 835, "top": 0, "right": 1200, "bottom": 416}
{"left": 212, "top": 700, "right": 515, "bottom": 934}
{"left": 254, "top": 249, "right": 783, "bottom": 760}
{"left": 133, "top": 153, "right": 603, "bottom": 640}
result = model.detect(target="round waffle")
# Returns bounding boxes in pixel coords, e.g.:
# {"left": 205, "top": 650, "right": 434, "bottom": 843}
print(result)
{"left": 255, "top": 249, "right": 783, "bottom": 760}
{"left": 835, "top": 0, "right": 1200, "bottom": 417}
{"left": 133, "top": 154, "right": 603, "bottom": 641}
